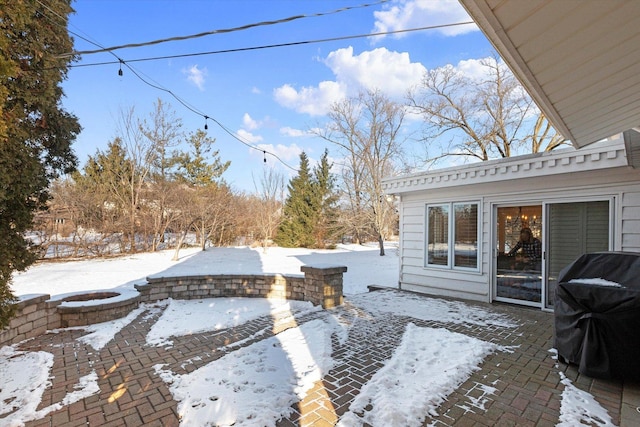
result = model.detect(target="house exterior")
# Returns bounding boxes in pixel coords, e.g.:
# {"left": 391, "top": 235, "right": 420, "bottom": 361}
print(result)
{"left": 383, "top": 133, "right": 640, "bottom": 310}
{"left": 384, "top": 0, "right": 640, "bottom": 310}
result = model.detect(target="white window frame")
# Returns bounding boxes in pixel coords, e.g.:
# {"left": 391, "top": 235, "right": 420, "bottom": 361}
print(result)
{"left": 425, "top": 201, "right": 480, "bottom": 271}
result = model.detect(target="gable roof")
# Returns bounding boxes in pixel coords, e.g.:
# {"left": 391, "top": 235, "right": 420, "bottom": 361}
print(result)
{"left": 459, "top": 0, "right": 640, "bottom": 149}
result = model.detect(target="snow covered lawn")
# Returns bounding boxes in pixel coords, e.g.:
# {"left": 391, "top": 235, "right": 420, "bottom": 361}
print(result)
{"left": 11, "top": 244, "right": 399, "bottom": 298}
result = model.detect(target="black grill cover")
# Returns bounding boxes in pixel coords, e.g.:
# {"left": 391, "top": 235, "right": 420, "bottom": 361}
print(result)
{"left": 554, "top": 252, "right": 640, "bottom": 380}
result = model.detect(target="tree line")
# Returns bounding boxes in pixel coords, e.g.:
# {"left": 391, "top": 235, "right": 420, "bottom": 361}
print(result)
{"left": 37, "top": 103, "right": 396, "bottom": 259}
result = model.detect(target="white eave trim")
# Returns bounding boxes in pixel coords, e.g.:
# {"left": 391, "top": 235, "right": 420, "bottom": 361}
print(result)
{"left": 383, "top": 141, "right": 628, "bottom": 195}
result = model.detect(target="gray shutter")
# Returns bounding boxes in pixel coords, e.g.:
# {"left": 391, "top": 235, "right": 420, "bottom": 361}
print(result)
{"left": 547, "top": 201, "right": 609, "bottom": 306}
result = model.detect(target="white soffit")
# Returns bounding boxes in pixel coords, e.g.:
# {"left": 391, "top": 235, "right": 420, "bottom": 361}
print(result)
{"left": 459, "top": 0, "right": 640, "bottom": 149}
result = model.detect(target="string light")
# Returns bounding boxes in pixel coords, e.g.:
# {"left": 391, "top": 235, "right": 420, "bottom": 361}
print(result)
{"left": 36, "top": 0, "right": 297, "bottom": 172}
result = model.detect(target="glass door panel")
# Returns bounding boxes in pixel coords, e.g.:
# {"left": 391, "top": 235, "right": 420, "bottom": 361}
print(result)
{"left": 496, "top": 205, "right": 543, "bottom": 304}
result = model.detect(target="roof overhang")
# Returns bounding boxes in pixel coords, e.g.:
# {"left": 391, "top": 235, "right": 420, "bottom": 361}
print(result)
{"left": 383, "top": 138, "right": 629, "bottom": 194}
{"left": 459, "top": 0, "right": 640, "bottom": 149}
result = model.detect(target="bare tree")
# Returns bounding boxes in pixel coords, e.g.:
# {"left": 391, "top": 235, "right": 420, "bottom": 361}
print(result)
{"left": 192, "top": 185, "right": 234, "bottom": 251}
{"left": 140, "top": 99, "right": 183, "bottom": 250}
{"left": 318, "top": 89, "right": 404, "bottom": 256}
{"left": 171, "top": 185, "right": 197, "bottom": 261}
{"left": 252, "top": 167, "right": 285, "bottom": 252}
{"left": 530, "top": 113, "right": 567, "bottom": 153}
{"left": 407, "top": 55, "right": 568, "bottom": 165}
{"left": 171, "top": 129, "right": 231, "bottom": 256}
{"left": 114, "top": 106, "right": 155, "bottom": 252}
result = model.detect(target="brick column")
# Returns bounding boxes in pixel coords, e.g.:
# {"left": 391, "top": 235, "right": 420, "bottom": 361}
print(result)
{"left": 300, "top": 264, "right": 347, "bottom": 309}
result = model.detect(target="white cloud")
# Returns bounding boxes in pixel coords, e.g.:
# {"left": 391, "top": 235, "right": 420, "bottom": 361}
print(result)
{"left": 372, "top": 0, "right": 478, "bottom": 40}
{"left": 274, "top": 46, "right": 425, "bottom": 116}
{"left": 455, "top": 58, "right": 493, "bottom": 81}
{"left": 325, "top": 46, "right": 425, "bottom": 98}
{"left": 273, "top": 81, "right": 346, "bottom": 117}
{"left": 243, "top": 113, "right": 260, "bottom": 130}
{"left": 254, "top": 143, "right": 303, "bottom": 162}
{"left": 432, "top": 57, "right": 514, "bottom": 84}
{"left": 183, "top": 65, "right": 207, "bottom": 90}
{"left": 280, "top": 127, "right": 313, "bottom": 137}
{"left": 236, "top": 129, "right": 263, "bottom": 144}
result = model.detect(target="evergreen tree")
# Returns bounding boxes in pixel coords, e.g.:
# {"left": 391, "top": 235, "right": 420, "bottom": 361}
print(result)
{"left": 311, "top": 149, "right": 338, "bottom": 246}
{"left": 276, "top": 151, "right": 338, "bottom": 248}
{"left": 275, "top": 152, "right": 315, "bottom": 248}
{"left": 1, "top": 1, "right": 80, "bottom": 327}
{"left": 174, "top": 130, "right": 230, "bottom": 186}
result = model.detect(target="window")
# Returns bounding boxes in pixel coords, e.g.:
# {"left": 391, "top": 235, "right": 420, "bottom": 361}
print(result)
{"left": 426, "top": 202, "right": 479, "bottom": 269}
{"left": 427, "top": 205, "right": 449, "bottom": 265}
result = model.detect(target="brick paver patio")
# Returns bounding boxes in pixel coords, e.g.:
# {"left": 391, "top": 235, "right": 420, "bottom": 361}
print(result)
{"left": 7, "top": 289, "right": 640, "bottom": 426}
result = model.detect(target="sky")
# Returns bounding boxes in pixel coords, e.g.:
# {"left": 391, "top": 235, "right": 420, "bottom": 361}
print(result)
{"left": 4, "top": 245, "right": 615, "bottom": 426}
{"left": 58, "top": 0, "right": 495, "bottom": 192}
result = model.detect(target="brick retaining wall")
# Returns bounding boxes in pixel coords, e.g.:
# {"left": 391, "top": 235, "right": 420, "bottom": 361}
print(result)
{"left": 137, "top": 273, "right": 306, "bottom": 302}
{"left": 1, "top": 294, "right": 60, "bottom": 346}
{"left": 0, "top": 264, "right": 347, "bottom": 347}
{"left": 57, "top": 294, "right": 142, "bottom": 328}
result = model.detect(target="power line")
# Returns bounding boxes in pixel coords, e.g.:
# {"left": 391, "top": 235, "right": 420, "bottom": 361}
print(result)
{"left": 35, "top": 0, "right": 299, "bottom": 172}
{"left": 67, "top": 22, "right": 476, "bottom": 69}
{"left": 38, "top": 1, "right": 476, "bottom": 174}
{"left": 58, "top": 0, "right": 390, "bottom": 57}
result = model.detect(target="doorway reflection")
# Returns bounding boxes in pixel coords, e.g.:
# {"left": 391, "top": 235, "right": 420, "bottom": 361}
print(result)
{"left": 496, "top": 205, "right": 542, "bottom": 304}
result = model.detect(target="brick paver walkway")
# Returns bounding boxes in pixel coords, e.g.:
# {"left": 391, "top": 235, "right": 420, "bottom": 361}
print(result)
{"left": 7, "top": 289, "right": 640, "bottom": 426}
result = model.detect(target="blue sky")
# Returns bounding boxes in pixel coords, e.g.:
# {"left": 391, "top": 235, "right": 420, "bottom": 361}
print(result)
{"left": 61, "top": 0, "right": 494, "bottom": 192}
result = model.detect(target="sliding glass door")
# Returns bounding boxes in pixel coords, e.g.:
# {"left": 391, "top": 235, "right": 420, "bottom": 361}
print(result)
{"left": 545, "top": 201, "right": 610, "bottom": 307}
{"left": 494, "top": 200, "right": 611, "bottom": 309}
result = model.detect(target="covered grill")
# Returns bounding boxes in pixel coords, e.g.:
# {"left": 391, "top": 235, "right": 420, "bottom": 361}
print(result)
{"left": 554, "top": 252, "right": 640, "bottom": 380}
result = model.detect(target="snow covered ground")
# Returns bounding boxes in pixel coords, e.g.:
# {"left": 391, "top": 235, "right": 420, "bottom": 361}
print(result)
{"left": 11, "top": 243, "right": 399, "bottom": 299}
{"left": 2, "top": 244, "right": 616, "bottom": 426}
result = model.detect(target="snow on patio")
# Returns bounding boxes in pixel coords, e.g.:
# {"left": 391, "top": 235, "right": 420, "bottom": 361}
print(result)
{"left": 1, "top": 244, "right": 619, "bottom": 426}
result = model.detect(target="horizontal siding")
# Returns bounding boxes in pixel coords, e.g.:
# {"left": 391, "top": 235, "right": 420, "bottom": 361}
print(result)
{"left": 403, "top": 204, "right": 425, "bottom": 217}
{"left": 622, "top": 206, "right": 640, "bottom": 219}
{"left": 400, "top": 270, "right": 489, "bottom": 302}
{"left": 622, "top": 190, "right": 640, "bottom": 252}
{"left": 402, "top": 223, "right": 424, "bottom": 234}
{"left": 623, "top": 191, "right": 640, "bottom": 207}
{"left": 622, "top": 234, "right": 640, "bottom": 251}
{"left": 401, "top": 247, "right": 423, "bottom": 261}
{"left": 621, "top": 219, "right": 640, "bottom": 232}
{"left": 402, "top": 239, "right": 424, "bottom": 250}
{"left": 400, "top": 201, "right": 425, "bottom": 270}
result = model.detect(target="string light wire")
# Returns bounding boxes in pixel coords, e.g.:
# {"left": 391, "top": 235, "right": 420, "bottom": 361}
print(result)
{"left": 35, "top": 0, "right": 299, "bottom": 171}
{"left": 115, "top": 61, "right": 300, "bottom": 171}
{"left": 35, "top": 0, "right": 476, "bottom": 173}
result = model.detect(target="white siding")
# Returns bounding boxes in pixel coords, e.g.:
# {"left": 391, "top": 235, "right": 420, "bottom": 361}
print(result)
{"left": 398, "top": 198, "right": 489, "bottom": 302}
{"left": 395, "top": 161, "right": 640, "bottom": 304}
{"left": 622, "top": 191, "right": 640, "bottom": 251}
